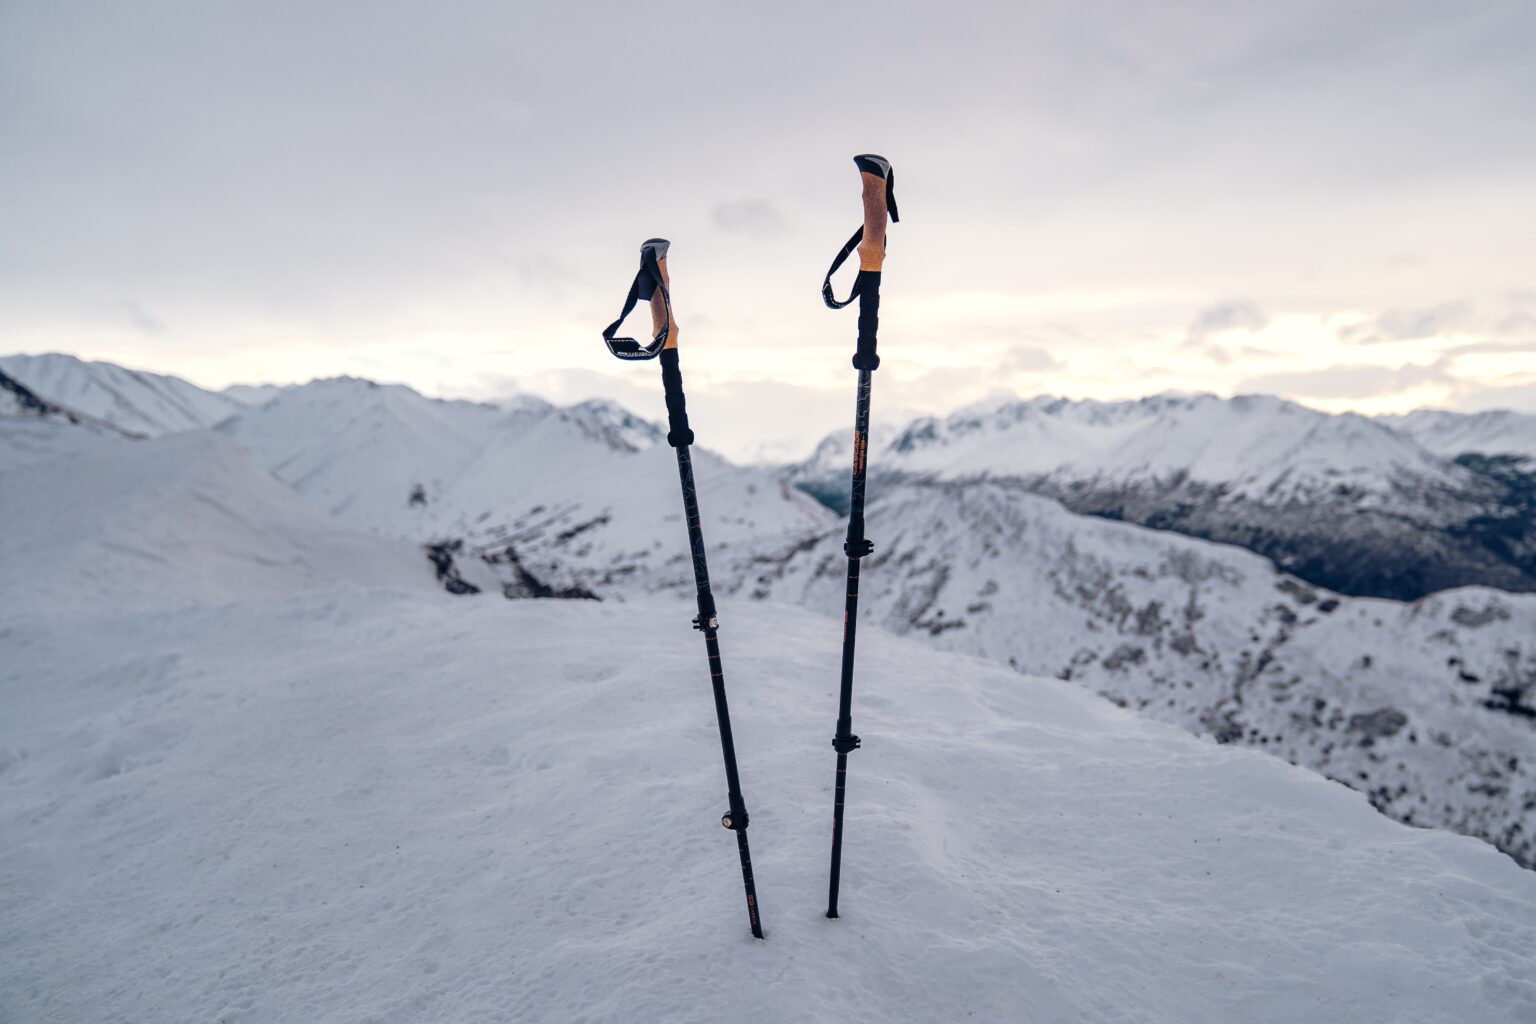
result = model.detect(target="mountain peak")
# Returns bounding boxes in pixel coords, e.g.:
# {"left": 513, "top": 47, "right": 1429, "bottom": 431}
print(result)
{"left": 0, "top": 351, "right": 245, "bottom": 437}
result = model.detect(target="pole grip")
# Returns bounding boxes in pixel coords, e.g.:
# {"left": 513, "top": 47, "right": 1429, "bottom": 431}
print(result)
{"left": 651, "top": 241, "right": 692, "bottom": 447}
{"left": 856, "top": 170, "right": 888, "bottom": 272}
{"left": 648, "top": 248, "right": 677, "bottom": 351}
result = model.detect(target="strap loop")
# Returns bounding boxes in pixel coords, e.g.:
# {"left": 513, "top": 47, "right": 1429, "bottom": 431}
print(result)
{"left": 821, "top": 158, "right": 898, "bottom": 310}
{"left": 821, "top": 227, "right": 867, "bottom": 310}
{"left": 601, "top": 239, "right": 671, "bottom": 360}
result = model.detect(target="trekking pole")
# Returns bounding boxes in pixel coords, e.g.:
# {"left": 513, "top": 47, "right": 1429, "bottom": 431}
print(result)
{"left": 600, "top": 238, "right": 764, "bottom": 940}
{"left": 819, "top": 154, "right": 898, "bottom": 919}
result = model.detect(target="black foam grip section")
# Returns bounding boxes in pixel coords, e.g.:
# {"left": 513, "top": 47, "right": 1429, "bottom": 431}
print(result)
{"left": 853, "top": 270, "right": 881, "bottom": 371}
{"left": 659, "top": 348, "right": 695, "bottom": 447}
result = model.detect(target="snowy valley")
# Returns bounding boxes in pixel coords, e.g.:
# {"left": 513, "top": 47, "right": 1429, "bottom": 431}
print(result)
{"left": 4, "top": 352, "right": 1536, "bottom": 1021}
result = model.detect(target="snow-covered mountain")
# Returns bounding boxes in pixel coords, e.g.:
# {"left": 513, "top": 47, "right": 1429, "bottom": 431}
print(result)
{"left": 0, "top": 364, "right": 136, "bottom": 470}
{"left": 712, "top": 479, "right": 1536, "bottom": 869}
{"left": 221, "top": 381, "right": 289, "bottom": 406}
{"left": 784, "top": 421, "right": 901, "bottom": 513}
{"left": 1381, "top": 408, "right": 1536, "bottom": 462}
{"left": 217, "top": 377, "right": 834, "bottom": 595}
{"left": 4, "top": 448, "right": 1535, "bottom": 1020}
{"left": 217, "top": 377, "right": 506, "bottom": 528}
{"left": 0, "top": 352, "right": 247, "bottom": 437}
{"left": 788, "top": 393, "right": 1536, "bottom": 600}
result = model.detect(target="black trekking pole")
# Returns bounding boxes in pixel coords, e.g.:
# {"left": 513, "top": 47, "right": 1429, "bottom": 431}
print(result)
{"left": 819, "top": 154, "right": 898, "bottom": 919}
{"left": 600, "top": 238, "right": 764, "bottom": 940}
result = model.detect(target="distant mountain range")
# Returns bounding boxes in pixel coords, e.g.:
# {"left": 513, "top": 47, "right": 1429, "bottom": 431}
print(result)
{"left": 3, "top": 351, "right": 1532, "bottom": 869}
{"left": 787, "top": 393, "right": 1536, "bottom": 601}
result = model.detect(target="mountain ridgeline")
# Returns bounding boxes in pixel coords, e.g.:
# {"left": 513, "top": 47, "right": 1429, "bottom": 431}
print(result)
{"left": 787, "top": 394, "right": 1536, "bottom": 602}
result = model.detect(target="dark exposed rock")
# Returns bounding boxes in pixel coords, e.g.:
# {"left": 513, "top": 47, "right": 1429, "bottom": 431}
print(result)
{"left": 1451, "top": 601, "right": 1512, "bottom": 628}
{"left": 1348, "top": 707, "right": 1409, "bottom": 742}
{"left": 426, "top": 540, "right": 481, "bottom": 595}
{"left": 480, "top": 545, "right": 599, "bottom": 600}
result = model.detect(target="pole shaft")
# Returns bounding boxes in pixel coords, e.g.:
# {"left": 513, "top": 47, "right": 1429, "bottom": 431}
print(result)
{"left": 675, "top": 445, "right": 763, "bottom": 939}
{"left": 827, "top": 368, "right": 874, "bottom": 918}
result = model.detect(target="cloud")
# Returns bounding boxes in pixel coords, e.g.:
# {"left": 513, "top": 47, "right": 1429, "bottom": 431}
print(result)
{"left": 710, "top": 199, "right": 788, "bottom": 236}
{"left": 1186, "top": 300, "right": 1265, "bottom": 345}
{"left": 1237, "top": 359, "right": 1452, "bottom": 399}
{"left": 1496, "top": 311, "right": 1535, "bottom": 336}
{"left": 119, "top": 299, "right": 167, "bottom": 336}
{"left": 999, "top": 345, "right": 1061, "bottom": 373}
{"left": 1450, "top": 380, "right": 1536, "bottom": 413}
{"left": 1346, "top": 301, "right": 1472, "bottom": 343}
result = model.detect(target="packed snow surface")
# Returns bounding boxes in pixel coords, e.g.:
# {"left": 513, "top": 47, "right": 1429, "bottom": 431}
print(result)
{"left": 5, "top": 598, "right": 1536, "bottom": 1019}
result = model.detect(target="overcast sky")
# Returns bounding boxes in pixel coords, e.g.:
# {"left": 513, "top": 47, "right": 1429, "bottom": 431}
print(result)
{"left": 2, "top": 0, "right": 1532, "bottom": 460}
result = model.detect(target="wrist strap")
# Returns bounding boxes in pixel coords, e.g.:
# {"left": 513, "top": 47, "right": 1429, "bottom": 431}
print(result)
{"left": 601, "top": 239, "right": 671, "bottom": 360}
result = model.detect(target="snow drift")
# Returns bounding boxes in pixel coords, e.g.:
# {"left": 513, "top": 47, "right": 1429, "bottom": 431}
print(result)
{"left": 0, "top": 430, "right": 431, "bottom": 610}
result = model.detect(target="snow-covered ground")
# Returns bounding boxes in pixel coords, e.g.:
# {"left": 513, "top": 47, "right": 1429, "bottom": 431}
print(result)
{"left": 6, "top": 590, "right": 1536, "bottom": 1023}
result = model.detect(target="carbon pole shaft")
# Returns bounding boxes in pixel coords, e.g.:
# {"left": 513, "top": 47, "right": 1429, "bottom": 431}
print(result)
{"left": 827, "top": 367, "right": 873, "bottom": 918}
{"left": 675, "top": 443, "right": 764, "bottom": 939}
